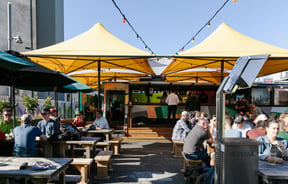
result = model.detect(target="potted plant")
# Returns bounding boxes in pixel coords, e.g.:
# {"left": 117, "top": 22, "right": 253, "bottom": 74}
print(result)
{"left": 21, "top": 94, "right": 39, "bottom": 114}
{"left": 44, "top": 96, "right": 53, "bottom": 109}
{"left": 0, "top": 100, "right": 11, "bottom": 113}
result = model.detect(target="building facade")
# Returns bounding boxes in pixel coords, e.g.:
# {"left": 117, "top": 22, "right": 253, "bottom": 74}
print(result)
{"left": 0, "top": 0, "right": 79, "bottom": 119}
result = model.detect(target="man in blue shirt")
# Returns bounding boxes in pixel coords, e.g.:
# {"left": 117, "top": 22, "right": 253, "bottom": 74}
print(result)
{"left": 37, "top": 108, "right": 60, "bottom": 139}
{"left": 13, "top": 114, "right": 47, "bottom": 157}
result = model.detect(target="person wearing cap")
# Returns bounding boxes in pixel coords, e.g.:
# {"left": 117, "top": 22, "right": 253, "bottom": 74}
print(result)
{"left": 171, "top": 111, "right": 191, "bottom": 142}
{"left": 13, "top": 114, "right": 47, "bottom": 157}
{"left": 253, "top": 114, "right": 268, "bottom": 125}
{"left": 49, "top": 108, "right": 60, "bottom": 124}
{"left": 183, "top": 117, "right": 213, "bottom": 167}
{"left": 37, "top": 108, "right": 59, "bottom": 138}
{"left": 0, "top": 108, "right": 20, "bottom": 134}
{"left": 233, "top": 115, "right": 251, "bottom": 138}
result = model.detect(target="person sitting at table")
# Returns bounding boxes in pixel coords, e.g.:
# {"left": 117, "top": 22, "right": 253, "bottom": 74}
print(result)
{"left": 13, "top": 114, "right": 47, "bottom": 157}
{"left": 256, "top": 120, "right": 288, "bottom": 164}
{"left": 224, "top": 115, "right": 242, "bottom": 138}
{"left": 72, "top": 111, "right": 86, "bottom": 127}
{"left": 0, "top": 108, "right": 20, "bottom": 134}
{"left": 37, "top": 108, "right": 60, "bottom": 139}
{"left": 232, "top": 115, "right": 251, "bottom": 138}
{"left": 93, "top": 110, "right": 110, "bottom": 129}
{"left": 171, "top": 111, "right": 191, "bottom": 142}
{"left": 246, "top": 120, "right": 267, "bottom": 140}
{"left": 50, "top": 108, "right": 60, "bottom": 124}
{"left": 278, "top": 112, "right": 288, "bottom": 141}
{"left": 183, "top": 117, "right": 213, "bottom": 167}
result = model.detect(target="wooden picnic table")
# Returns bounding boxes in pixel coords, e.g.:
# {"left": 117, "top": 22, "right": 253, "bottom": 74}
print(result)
{"left": 258, "top": 160, "right": 288, "bottom": 183}
{"left": 0, "top": 157, "right": 72, "bottom": 184}
{"left": 50, "top": 136, "right": 101, "bottom": 158}
{"left": 85, "top": 129, "right": 114, "bottom": 142}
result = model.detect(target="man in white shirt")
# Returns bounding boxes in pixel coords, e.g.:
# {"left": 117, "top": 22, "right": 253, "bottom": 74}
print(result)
{"left": 93, "top": 110, "right": 110, "bottom": 129}
{"left": 165, "top": 91, "right": 180, "bottom": 126}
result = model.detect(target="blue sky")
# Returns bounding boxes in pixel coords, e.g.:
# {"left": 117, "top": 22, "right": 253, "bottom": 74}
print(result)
{"left": 64, "top": 0, "right": 288, "bottom": 56}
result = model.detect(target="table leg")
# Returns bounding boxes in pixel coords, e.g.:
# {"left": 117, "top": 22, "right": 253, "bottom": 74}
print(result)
{"left": 58, "top": 171, "right": 66, "bottom": 184}
{"left": 57, "top": 143, "right": 67, "bottom": 157}
{"left": 83, "top": 145, "right": 91, "bottom": 158}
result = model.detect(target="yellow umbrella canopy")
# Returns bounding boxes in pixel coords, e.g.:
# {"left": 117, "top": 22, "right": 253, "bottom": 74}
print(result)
{"left": 22, "top": 23, "right": 155, "bottom": 75}
{"left": 69, "top": 69, "right": 148, "bottom": 86}
{"left": 162, "top": 23, "right": 288, "bottom": 77}
{"left": 164, "top": 69, "right": 229, "bottom": 84}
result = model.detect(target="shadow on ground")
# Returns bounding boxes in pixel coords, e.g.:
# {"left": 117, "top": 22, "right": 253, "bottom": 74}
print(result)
{"left": 90, "top": 141, "right": 185, "bottom": 184}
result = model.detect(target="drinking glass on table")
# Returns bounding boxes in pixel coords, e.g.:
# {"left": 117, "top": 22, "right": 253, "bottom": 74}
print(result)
{"left": 268, "top": 152, "right": 277, "bottom": 165}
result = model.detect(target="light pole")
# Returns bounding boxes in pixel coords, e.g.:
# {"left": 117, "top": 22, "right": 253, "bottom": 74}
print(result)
{"left": 7, "top": 2, "right": 23, "bottom": 51}
{"left": 7, "top": 1, "right": 23, "bottom": 128}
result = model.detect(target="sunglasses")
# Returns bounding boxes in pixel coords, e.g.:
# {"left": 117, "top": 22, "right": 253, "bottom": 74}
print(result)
{"left": 4, "top": 114, "right": 12, "bottom": 117}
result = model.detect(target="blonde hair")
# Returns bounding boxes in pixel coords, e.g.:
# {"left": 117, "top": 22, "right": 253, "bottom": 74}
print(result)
{"left": 279, "top": 113, "right": 288, "bottom": 131}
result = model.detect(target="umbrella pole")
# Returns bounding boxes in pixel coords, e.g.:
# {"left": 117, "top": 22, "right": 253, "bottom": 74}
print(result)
{"left": 221, "top": 60, "right": 224, "bottom": 82}
{"left": 70, "top": 92, "right": 73, "bottom": 118}
{"left": 54, "top": 87, "right": 58, "bottom": 113}
{"left": 12, "top": 85, "right": 16, "bottom": 128}
{"left": 98, "top": 60, "right": 101, "bottom": 110}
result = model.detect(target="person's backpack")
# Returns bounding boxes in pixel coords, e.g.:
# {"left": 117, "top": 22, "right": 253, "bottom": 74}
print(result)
{"left": 58, "top": 123, "right": 81, "bottom": 140}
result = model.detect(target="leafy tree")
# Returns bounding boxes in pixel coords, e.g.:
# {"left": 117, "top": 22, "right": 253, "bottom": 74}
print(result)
{"left": 0, "top": 101, "right": 11, "bottom": 113}
{"left": 44, "top": 96, "right": 53, "bottom": 109}
{"left": 21, "top": 94, "right": 39, "bottom": 114}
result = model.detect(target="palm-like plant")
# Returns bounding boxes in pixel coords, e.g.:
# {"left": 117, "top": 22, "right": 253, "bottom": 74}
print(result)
{"left": 22, "top": 94, "right": 39, "bottom": 114}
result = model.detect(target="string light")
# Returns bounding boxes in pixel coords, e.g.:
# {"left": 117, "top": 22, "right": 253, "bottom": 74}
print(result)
{"left": 112, "top": 0, "right": 155, "bottom": 55}
{"left": 175, "top": 0, "right": 232, "bottom": 55}
{"left": 207, "top": 22, "right": 211, "bottom": 28}
{"left": 122, "top": 16, "right": 126, "bottom": 23}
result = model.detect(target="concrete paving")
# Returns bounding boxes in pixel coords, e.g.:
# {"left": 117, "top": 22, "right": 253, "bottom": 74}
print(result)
{"left": 90, "top": 141, "right": 186, "bottom": 184}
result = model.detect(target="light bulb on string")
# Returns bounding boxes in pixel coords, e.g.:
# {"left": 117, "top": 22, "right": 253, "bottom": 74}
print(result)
{"left": 181, "top": 48, "right": 184, "bottom": 52}
{"left": 207, "top": 22, "right": 211, "bottom": 28}
{"left": 192, "top": 37, "right": 195, "bottom": 43}
{"left": 232, "top": 0, "right": 237, "bottom": 2}
{"left": 136, "top": 34, "right": 139, "bottom": 40}
{"left": 144, "top": 45, "right": 147, "bottom": 50}
{"left": 122, "top": 16, "right": 126, "bottom": 23}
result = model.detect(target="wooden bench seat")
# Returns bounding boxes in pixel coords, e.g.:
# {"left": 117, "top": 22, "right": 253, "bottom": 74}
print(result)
{"left": 48, "top": 174, "right": 81, "bottom": 184}
{"left": 94, "top": 150, "right": 113, "bottom": 179}
{"left": 71, "top": 158, "right": 93, "bottom": 184}
{"left": 172, "top": 140, "right": 184, "bottom": 157}
{"left": 96, "top": 141, "right": 111, "bottom": 151}
{"left": 181, "top": 152, "right": 202, "bottom": 172}
{"left": 109, "top": 137, "right": 123, "bottom": 155}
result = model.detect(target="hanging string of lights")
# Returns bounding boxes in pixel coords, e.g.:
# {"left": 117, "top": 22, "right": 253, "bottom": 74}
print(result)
{"left": 175, "top": 0, "right": 236, "bottom": 55}
{"left": 112, "top": 0, "right": 236, "bottom": 56}
{"left": 112, "top": 0, "right": 155, "bottom": 56}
